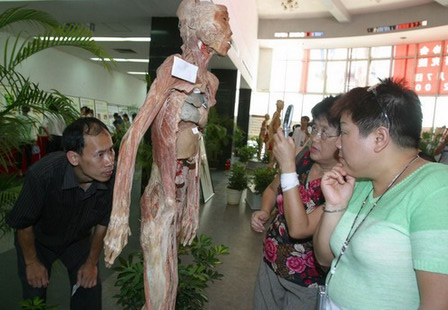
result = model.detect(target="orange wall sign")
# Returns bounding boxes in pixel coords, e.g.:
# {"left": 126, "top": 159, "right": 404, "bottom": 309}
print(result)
{"left": 393, "top": 41, "right": 448, "bottom": 95}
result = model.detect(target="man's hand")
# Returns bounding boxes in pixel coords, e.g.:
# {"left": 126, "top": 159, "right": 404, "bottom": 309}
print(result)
{"left": 26, "top": 260, "right": 49, "bottom": 288}
{"left": 77, "top": 262, "right": 98, "bottom": 288}
{"left": 251, "top": 210, "right": 270, "bottom": 233}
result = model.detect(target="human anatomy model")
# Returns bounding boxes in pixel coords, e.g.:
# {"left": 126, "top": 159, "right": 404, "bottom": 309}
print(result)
{"left": 268, "top": 99, "right": 284, "bottom": 165}
{"left": 258, "top": 113, "right": 270, "bottom": 159}
{"left": 103, "top": 0, "right": 232, "bottom": 309}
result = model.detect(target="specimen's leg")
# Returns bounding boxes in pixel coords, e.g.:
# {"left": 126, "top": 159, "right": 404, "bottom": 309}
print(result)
{"left": 177, "top": 159, "right": 199, "bottom": 246}
{"left": 140, "top": 164, "right": 178, "bottom": 310}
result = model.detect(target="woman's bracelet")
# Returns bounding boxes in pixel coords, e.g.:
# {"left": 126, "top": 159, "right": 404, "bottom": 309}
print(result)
{"left": 280, "top": 172, "right": 299, "bottom": 192}
{"left": 322, "top": 204, "right": 347, "bottom": 213}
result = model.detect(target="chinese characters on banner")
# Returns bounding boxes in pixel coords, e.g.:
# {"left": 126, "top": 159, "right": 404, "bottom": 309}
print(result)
{"left": 393, "top": 41, "right": 448, "bottom": 95}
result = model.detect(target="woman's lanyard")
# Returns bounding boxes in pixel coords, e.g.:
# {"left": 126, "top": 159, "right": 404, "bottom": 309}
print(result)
{"left": 325, "top": 154, "right": 419, "bottom": 288}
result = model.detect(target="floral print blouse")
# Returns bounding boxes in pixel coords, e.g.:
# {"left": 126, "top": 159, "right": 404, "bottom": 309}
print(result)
{"left": 263, "top": 150, "right": 326, "bottom": 287}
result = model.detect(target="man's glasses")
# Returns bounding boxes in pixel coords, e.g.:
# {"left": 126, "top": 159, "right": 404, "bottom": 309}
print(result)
{"left": 311, "top": 127, "right": 339, "bottom": 140}
{"left": 368, "top": 84, "right": 390, "bottom": 129}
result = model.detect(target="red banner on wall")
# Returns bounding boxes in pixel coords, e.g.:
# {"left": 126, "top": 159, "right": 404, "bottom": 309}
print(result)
{"left": 393, "top": 41, "right": 447, "bottom": 95}
{"left": 440, "top": 53, "right": 448, "bottom": 95}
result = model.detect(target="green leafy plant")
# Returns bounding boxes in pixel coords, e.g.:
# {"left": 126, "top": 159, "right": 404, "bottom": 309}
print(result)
{"left": 420, "top": 129, "right": 444, "bottom": 157}
{"left": 0, "top": 6, "right": 113, "bottom": 236}
{"left": 20, "top": 297, "right": 57, "bottom": 310}
{"left": 261, "top": 152, "right": 270, "bottom": 164}
{"left": 203, "top": 108, "right": 235, "bottom": 168}
{"left": 0, "top": 175, "right": 22, "bottom": 237}
{"left": 236, "top": 145, "right": 257, "bottom": 163}
{"left": 112, "top": 234, "right": 229, "bottom": 310}
{"left": 251, "top": 166, "right": 277, "bottom": 194}
{"left": 227, "top": 162, "right": 248, "bottom": 191}
{"left": 0, "top": 6, "right": 113, "bottom": 171}
{"left": 232, "top": 126, "right": 246, "bottom": 150}
{"left": 176, "top": 234, "right": 229, "bottom": 309}
{"left": 112, "top": 252, "right": 145, "bottom": 310}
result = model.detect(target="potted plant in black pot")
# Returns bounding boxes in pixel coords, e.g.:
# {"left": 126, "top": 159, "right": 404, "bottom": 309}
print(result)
{"left": 226, "top": 162, "right": 248, "bottom": 205}
{"left": 246, "top": 166, "right": 277, "bottom": 210}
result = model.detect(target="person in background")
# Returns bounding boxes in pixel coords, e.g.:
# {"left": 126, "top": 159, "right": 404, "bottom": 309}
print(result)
{"left": 313, "top": 78, "right": 448, "bottom": 310}
{"left": 434, "top": 127, "right": 448, "bottom": 164}
{"left": 42, "top": 104, "right": 66, "bottom": 154}
{"left": 251, "top": 96, "right": 340, "bottom": 310}
{"left": 122, "top": 114, "right": 130, "bottom": 131}
{"left": 112, "top": 113, "right": 123, "bottom": 132}
{"left": 7, "top": 117, "right": 115, "bottom": 310}
{"left": 85, "top": 108, "right": 94, "bottom": 118}
{"left": 80, "top": 106, "right": 89, "bottom": 118}
{"left": 292, "top": 116, "right": 310, "bottom": 150}
{"left": 131, "top": 113, "right": 137, "bottom": 122}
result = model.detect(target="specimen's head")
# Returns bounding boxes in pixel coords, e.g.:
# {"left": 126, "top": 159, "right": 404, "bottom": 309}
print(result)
{"left": 177, "top": 0, "right": 232, "bottom": 56}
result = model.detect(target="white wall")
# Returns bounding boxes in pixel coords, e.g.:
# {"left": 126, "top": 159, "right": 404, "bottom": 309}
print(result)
{"left": 259, "top": 2, "right": 448, "bottom": 46}
{"left": 216, "top": 0, "right": 259, "bottom": 90}
{"left": 2, "top": 39, "right": 147, "bottom": 108}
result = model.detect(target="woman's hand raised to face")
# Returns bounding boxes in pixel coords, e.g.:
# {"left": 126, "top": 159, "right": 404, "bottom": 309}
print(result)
{"left": 321, "top": 163, "right": 356, "bottom": 210}
{"left": 272, "top": 128, "right": 296, "bottom": 173}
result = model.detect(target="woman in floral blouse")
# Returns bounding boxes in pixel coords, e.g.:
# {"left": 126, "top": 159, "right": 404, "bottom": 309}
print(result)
{"left": 251, "top": 96, "right": 340, "bottom": 309}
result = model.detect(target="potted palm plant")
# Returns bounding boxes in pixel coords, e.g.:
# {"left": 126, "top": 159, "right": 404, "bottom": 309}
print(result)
{"left": 0, "top": 6, "right": 112, "bottom": 235}
{"left": 0, "top": 6, "right": 113, "bottom": 171}
{"left": 226, "top": 162, "right": 248, "bottom": 205}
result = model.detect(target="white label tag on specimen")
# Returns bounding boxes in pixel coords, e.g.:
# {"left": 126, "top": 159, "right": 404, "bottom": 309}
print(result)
{"left": 172, "top": 56, "right": 198, "bottom": 83}
{"left": 192, "top": 127, "right": 199, "bottom": 135}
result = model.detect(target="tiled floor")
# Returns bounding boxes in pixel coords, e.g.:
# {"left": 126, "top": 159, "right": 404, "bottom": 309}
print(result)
{"left": 0, "top": 169, "right": 264, "bottom": 309}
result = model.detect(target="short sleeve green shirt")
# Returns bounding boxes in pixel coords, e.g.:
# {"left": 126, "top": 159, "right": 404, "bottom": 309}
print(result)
{"left": 328, "top": 163, "right": 448, "bottom": 309}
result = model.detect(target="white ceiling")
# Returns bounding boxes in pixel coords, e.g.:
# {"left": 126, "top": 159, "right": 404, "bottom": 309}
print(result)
{"left": 1, "top": 0, "right": 448, "bottom": 86}
{"left": 258, "top": 0, "right": 435, "bottom": 19}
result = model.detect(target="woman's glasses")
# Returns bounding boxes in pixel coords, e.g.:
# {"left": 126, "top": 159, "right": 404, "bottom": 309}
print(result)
{"left": 311, "top": 127, "right": 339, "bottom": 140}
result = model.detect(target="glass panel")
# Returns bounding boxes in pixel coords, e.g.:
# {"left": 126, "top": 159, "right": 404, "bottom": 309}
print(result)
{"left": 351, "top": 48, "right": 369, "bottom": 59}
{"left": 347, "top": 60, "right": 368, "bottom": 90}
{"left": 310, "top": 49, "right": 326, "bottom": 60}
{"left": 368, "top": 60, "right": 391, "bottom": 85}
{"left": 420, "top": 96, "right": 436, "bottom": 129}
{"left": 302, "top": 94, "right": 324, "bottom": 121}
{"left": 434, "top": 96, "right": 448, "bottom": 128}
{"left": 273, "top": 47, "right": 288, "bottom": 60}
{"left": 371, "top": 46, "right": 392, "bottom": 59}
{"left": 307, "top": 61, "right": 325, "bottom": 93}
{"left": 270, "top": 59, "right": 287, "bottom": 92}
{"left": 286, "top": 46, "right": 304, "bottom": 60}
{"left": 284, "top": 60, "right": 302, "bottom": 92}
{"left": 249, "top": 91, "right": 270, "bottom": 115}
{"left": 268, "top": 92, "right": 285, "bottom": 116}
{"left": 394, "top": 44, "right": 417, "bottom": 59}
{"left": 328, "top": 48, "right": 348, "bottom": 60}
{"left": 326, "top": 61, "right": 347, "bottom": 93}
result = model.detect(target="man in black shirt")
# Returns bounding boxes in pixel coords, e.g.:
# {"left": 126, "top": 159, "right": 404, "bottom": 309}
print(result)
{"left": 8, "top": 117, "right": 115, "bottom": 310}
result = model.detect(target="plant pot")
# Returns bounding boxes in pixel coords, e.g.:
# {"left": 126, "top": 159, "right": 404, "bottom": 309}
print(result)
{"left": 246, "top": 160, "right": 265, "bottom": 172}
{"left": 226, "top": 187, "right": 243, "bottom": 205}
{"left": 245, "top": 185, "right": 262, "bottom": 210}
